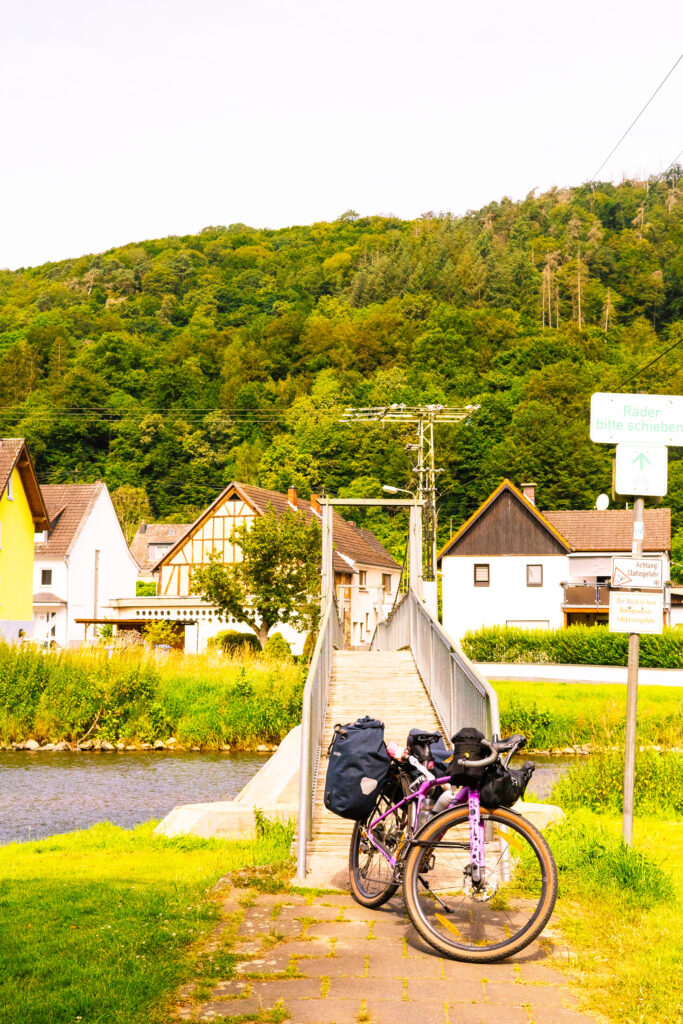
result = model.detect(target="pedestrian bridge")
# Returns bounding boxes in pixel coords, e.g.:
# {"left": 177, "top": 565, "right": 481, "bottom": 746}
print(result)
{"left": 296, "top": 586, "right": 500, "bottom": 883}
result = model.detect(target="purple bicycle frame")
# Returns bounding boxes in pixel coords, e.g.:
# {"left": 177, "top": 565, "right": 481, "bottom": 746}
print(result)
{"left": 365, "top": 773, "right": 485, "bottom": 873}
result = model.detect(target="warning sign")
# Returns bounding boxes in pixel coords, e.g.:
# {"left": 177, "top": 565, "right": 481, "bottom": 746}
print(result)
{"left": 611, "top": 557, "right": 663, "bottom": 590}
{"left": 609, "top": 591, "right": 663, "bottom": 635}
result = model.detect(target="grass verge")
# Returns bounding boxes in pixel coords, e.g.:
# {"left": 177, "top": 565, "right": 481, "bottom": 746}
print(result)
{"left": 497, "top": 679, "right": 683, "bottom": 749}
{"left": 0, "top": 818, "right": 294, "bottom": 1024}
{"left": 550, "top": 811, "right": 682, "bottom": 1024}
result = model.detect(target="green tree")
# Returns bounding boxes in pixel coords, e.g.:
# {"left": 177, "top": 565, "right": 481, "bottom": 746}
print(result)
{"left": 191, "top": 505, "right": 321, "bottom": 647}
{"left": 112, "top": 485, "right": 152, "bottom": 544}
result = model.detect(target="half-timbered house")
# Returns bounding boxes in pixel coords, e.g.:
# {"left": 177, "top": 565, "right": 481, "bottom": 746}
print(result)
{"left": 107, "top": 482, "right": 402, "bottom": 652}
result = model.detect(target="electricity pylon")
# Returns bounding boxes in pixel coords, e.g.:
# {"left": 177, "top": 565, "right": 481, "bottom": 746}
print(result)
{"left": 340, "top": 404, "right": 479, "bottom": 582}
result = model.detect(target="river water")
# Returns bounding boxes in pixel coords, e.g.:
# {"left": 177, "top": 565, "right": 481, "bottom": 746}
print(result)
{"left": 0, "top": 751, "right": 573, "bottom": 846}
{"left": 0, "top": 750, "right": 270, "bottom": 845}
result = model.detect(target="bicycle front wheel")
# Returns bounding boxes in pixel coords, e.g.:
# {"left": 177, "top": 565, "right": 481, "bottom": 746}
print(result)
{"left": 349, "top": 782, "right": 414, "bottom": 909}
{"left": 402, "top": 805, "right": 557, "bottom": 962}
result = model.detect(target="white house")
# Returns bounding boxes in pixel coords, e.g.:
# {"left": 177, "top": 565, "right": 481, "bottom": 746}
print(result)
{"left": 107, "top": 482, "right": 402, "bottom": 653}
{"left": 439, "top": 479, "right": 671, "bottom": 637}
{"left": 33, "top": 483, "right": 139, "bottom": 646}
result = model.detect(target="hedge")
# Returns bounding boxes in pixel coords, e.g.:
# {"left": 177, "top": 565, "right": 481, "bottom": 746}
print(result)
{"left": 461, "top": 625, "right": 683, "bottom": 669}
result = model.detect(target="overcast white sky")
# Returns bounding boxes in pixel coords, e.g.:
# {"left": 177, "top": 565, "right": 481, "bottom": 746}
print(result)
{"left": 2, "top": 0, "right": 682, "bottom": 269}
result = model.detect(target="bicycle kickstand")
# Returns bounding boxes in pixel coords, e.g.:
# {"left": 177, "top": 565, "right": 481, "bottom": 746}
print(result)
{"left": 417, "top": 875, "right": 452, "bottom": 913}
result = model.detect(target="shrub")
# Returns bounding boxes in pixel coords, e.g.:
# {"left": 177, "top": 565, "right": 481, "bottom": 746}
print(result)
{"left": 462, "top": 625, "right": 683, "bottom": 668}
{"left": 262, "top": 632, "right": 292, "bottom": 660}
{"left": 207, "top": 630, "right": 261, "bottom": 655}
{"left": 136, "top": 580, "right": 157, "bottom": 597}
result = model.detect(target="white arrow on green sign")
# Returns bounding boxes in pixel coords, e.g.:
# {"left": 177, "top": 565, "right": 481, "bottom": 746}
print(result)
{"left": 615, "top": 443, "right": 667, "bottom": 497}
{"left": 590, "top": 392, "right": 683, "bottom": 446}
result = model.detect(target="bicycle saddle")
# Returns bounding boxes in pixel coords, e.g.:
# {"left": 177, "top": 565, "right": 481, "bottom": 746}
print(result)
{"left": 407, "top": 728, "right": 442, "bottom": 764}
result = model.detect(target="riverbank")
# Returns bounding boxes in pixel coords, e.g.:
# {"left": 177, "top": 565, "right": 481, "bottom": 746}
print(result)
{"left": 0, "top": 818, "right": 294, "bottom": 1024}
{"left": 498, "top": 679, "right": 683, "bottom": 750}
{"left": 0, "top": 644, "right": 304, "bottom": 750}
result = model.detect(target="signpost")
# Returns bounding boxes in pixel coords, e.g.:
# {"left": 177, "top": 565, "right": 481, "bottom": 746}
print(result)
{"left": 611, "top": 557, "right": 664, "bottom": 590}
{"left": 590, "top": 392, "right": 674, "bottom": 847}
{"left": 615, "top": 443, "right": 668, "bottom": 497}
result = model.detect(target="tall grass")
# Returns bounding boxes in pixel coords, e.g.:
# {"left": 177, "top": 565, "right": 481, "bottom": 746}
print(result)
{"left": 550, "top": 748, "right": 683, "bottom": 816}
{"left": 0, "top": 644, "right": 304, "bottom": 748}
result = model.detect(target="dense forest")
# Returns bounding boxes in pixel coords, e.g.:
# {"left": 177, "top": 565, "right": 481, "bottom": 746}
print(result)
{"left": 2, "top": 174, "right": 683, "bottom": 562}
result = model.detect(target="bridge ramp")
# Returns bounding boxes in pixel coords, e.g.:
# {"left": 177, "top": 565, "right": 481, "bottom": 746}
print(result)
{"left": 308, "top": 649, "right": 442, "bottom": 865}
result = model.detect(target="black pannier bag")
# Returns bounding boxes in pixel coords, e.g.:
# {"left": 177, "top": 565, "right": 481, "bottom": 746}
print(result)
{"left": 479, "top": 761, "right": 535, "bottom": 809}
{"left": 324, "top": 716, "right": 391, "bottom": 821}
{"left": 449, "top": 727, "right": 489, "bottom": 785}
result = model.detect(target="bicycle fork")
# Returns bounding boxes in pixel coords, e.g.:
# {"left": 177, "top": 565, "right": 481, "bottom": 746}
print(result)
{"left": 468, "top": 791, "right": 486, "bottom": 886}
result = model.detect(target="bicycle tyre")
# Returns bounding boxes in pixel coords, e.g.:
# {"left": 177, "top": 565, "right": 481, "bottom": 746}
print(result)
{"left": 349, "top": 779, "right": 414, "bottom": 909}
{"left": 402, "top": 805, "right": 557, "bottom": 962}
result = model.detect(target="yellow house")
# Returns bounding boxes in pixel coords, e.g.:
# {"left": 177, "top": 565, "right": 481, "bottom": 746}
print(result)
{"left": 0, "top": 439, "right": 50, "bottom": 642}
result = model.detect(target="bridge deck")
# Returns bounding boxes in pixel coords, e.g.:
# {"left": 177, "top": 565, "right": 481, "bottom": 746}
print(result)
{"left": 309, "top": 649, "right": 443, "bottom": 857}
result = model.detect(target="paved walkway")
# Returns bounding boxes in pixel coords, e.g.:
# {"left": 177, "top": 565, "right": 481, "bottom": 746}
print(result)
{"left": 175, "top": 884, "right": 599, "bottom": 1024}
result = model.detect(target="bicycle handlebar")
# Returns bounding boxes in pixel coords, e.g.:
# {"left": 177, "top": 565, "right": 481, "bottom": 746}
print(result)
{"left": 454, "top": 737, "right": 499, "bottom": 770}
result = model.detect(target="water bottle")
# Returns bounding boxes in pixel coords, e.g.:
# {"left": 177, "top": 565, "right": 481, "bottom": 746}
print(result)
{"left": 431, "top": 788, "right": 457, "bottom": 816}
{"left": 416, "top": 795, "right": 435, "bottom": 830}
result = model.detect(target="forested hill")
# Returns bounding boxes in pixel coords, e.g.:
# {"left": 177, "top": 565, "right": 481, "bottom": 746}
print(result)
{"left": 2, "top": 174, "right": 683, "bottom": 553}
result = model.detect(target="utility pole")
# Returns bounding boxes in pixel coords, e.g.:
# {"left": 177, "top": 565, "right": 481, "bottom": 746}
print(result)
{"left": 340, "top": 404, "right": 479, "bottom": 614}
{"left": 623, "top": 496, "right": 644, "bottom": 846}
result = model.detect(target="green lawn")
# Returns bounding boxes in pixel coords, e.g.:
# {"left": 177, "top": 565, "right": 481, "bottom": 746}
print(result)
{"left": 0, "top": 820, "right": 293, "bottom": 1024}
{"left": 497, "top": 680, "right": 683, "bottom": 749}
{"left": 552, "top": 812, "right": 683, "bottom": 1024}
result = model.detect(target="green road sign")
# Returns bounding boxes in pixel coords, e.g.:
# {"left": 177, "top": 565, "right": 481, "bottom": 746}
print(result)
{"left": 590, "top": 392, "right": 683, "bottom": 446}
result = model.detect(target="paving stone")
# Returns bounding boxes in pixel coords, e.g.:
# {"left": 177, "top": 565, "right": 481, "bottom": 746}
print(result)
{"left": 480, "top": 980, "right": 530, "bottom": 1006}
{"left": 297, "top": 953, "right": 368, "bottom": 977}
{"left": 277, "top": 904, "right": 343, "bottom": 923}
{"left": 327, "top": 975, "right": 405, "bottom": 1001}
{"left": 445, "top": 1005, "right": 529, "bottom": 1024}
{"left": 249, "top": 976, "right": 325, "bottom": 1000}
{"left": 210, "top": 979, "right": 251, "bottom": 997}
{"left": 515, "top": 962, "right": 572, "bottom": 985}
{"left": 526, "top": 1007, "right": 597, "bottom": 1024}
{"left": 306, "top": 920, "right": 371, "bottom": 939}
{"left": 365, "top": 950, "right": 443, "bottom": 979}
{"left": 285, "top": 997, "right": 362, "bottom": 1024}
{"left": 196, "top": 996, "right": 272, "bottom": 1019}
{"left": 366, "top": 998, "right": 449, "bottom": 1024}
{"left": 408, "top": 976, "right": 487, "bottom": 1003}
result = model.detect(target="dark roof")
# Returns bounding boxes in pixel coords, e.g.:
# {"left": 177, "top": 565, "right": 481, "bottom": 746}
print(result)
{"left": 437, "top": 479, "right": 571, "bottom": 562}
{"left": 154, "top": 482, "right": 401, "bottom": 574}
{"left": 35, "top": 484, "right": 104, "bottom": 558}
{"left": 0, "top": 438, "right": 50, "bottom": 528}
{"left": 130, "top": 523, "right": 192, "bottom": 570}
{"left": 32, "top": 591, "right": 66, "bottom": 605}
{"left": 544, "top": 509, "right": 671, "bottom": 552}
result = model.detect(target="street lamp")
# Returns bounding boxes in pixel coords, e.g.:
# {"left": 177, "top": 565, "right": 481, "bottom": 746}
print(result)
{"left": 382, "top": 485, "right": 414, "bottom": 496}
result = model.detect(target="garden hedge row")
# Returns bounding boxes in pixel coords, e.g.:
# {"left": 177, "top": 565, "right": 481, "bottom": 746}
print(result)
{"left": 461, "top": 625, "right": 683, "bottom": 668}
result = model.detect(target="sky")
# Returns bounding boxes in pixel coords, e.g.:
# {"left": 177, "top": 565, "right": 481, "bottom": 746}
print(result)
{"left": 2, "top": 0, "right": 683, "bottom": 269}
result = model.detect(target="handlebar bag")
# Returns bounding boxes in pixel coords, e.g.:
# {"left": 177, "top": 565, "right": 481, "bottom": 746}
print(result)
{"left": 324, "top": 716, "right": 391, "bottom": 821}
{"left": 479, "top": 761, "right": 535, "bottom": 809}
{"left": 450, "top": 727, "right": 488, "bottom": 784}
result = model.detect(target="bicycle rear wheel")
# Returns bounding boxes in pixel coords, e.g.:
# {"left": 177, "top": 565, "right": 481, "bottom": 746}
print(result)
{"left": 349, "top": 778, "right": 414, "bottom": 909}
{"left": 402, "top": 805, "right": 557, "bottom": 962}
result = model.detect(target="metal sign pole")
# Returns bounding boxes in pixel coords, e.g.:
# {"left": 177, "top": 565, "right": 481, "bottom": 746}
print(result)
{"left": 622, "top": 496, "right": 644, "bottom": 846}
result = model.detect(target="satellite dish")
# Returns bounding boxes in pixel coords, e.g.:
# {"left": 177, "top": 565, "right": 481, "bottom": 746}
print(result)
{"left": 596, "top": 493, "right": 609, "bottom": 511}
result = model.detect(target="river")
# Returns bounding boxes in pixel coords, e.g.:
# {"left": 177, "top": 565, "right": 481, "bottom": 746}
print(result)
{"left": 0, "top": 751, "right": 573, "bottom": 846}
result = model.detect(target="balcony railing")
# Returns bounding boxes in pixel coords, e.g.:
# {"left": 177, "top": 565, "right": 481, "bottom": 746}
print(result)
{"left": 562, "top": 581, "right": 610, "bottom": 609}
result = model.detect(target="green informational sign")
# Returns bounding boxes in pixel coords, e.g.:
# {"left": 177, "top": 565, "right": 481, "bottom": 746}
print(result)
{"left": 590, "top": 392, "right": 683, "bottom": 446}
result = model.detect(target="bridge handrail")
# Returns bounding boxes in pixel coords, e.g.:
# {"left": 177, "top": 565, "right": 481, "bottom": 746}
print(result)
{"left": 371, "top": 590, "right": 500, "bottom": 740}
{"left": 296, "top": 592, "right": 344, "bottom": 881}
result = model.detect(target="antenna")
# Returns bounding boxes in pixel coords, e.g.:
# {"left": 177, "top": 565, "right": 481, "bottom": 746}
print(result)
{"left": 340, "top": 404, "right": 480, "bottom": 582}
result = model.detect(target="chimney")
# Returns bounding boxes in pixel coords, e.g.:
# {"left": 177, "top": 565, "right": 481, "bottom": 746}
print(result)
{"left": 521, "top": 482, "right": 536, "bottom": 506}
{"left": 310, "top": 493, "right": 321, "bottom": 515}
{"left": 287, "top": 486, "right": 298, "bottom": 509}
{"left": 139, "top": 521, "right": 147, "bottom": 534}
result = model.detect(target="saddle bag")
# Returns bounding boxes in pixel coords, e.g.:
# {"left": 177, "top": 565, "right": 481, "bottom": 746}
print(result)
{"left": 324, "top": 716, "right": 391, "bottom": 821}
{"left": 479, "top": 761, "right": 535, "bottom": 809}
{"left": 449, "top": 727, "right": 489, "bottom": 785}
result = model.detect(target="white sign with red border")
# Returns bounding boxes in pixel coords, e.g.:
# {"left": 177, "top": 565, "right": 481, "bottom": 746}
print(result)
{"left": 611, "top": 557, "right": 664, "bottom": 591}
{"left": 608, "top": 591, "right": 663, "bottom": 635}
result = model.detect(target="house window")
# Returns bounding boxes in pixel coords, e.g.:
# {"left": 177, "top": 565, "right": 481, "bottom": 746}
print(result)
{"left": 527, "top": 564, "right": 543, "bottom": 587}
{"left": 358, "top": 570, "right": 367, "bottom": 590}
{"left": 6, "top": 474, "right": 13, "bottom": 501}
{"left": 41, "top": 569, "right": 53, "bottom": 587}
{"left": 474, "top": 564, "right": 490, "bottom": 587}
{"left": 382, "top": 573, "right": 392, "bottom": 595}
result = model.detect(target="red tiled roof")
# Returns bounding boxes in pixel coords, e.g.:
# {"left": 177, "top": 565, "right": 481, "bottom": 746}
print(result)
{"left": 35, "top": 484, "right": 104, "bottom": 558}
{"left": 0, "top": 438, "right": 50, "bottom": 528}
{"left": 544, "top": 508, "right": 671, "bottom": 552}
{"left": 32, "top": 591, "right": 66, "bottom": 605}
{"left": 155, "top": 482, "right": 401, "bottom": 573}
{"left": 130, "top": 523, "right": 192, "bottom": 570}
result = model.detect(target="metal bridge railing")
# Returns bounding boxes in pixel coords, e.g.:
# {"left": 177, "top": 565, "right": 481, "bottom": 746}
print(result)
{"left": 296, "top": 592, "right": 344, "bottom": 881}
{"left": 371, "top": 590, "right": 500, "bottom": 740}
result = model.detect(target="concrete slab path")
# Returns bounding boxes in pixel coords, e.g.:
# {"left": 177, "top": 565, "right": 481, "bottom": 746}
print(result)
{"left": 175, "top": 884, "right": 600, "bottom": 1024}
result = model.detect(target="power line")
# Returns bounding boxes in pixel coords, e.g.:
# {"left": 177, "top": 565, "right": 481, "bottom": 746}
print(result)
{"left": 590, "top": 52, "right": 683, "bottom": 182}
